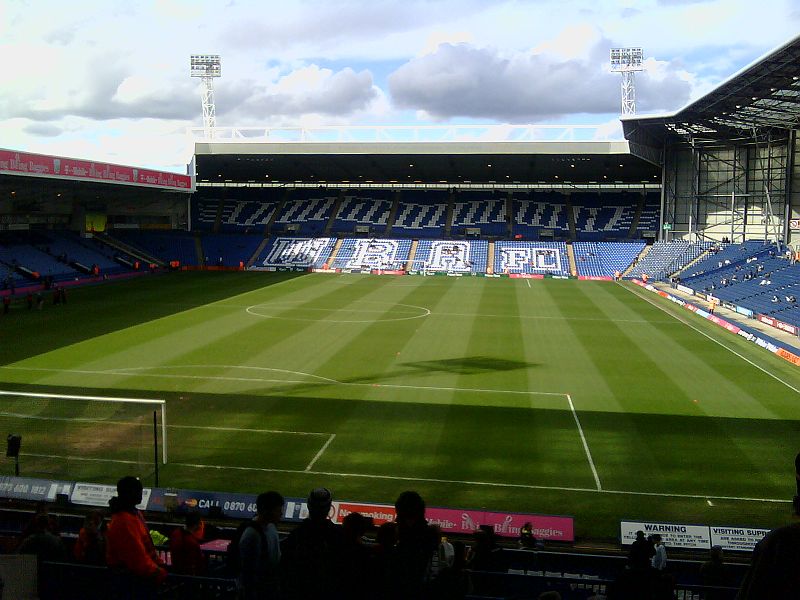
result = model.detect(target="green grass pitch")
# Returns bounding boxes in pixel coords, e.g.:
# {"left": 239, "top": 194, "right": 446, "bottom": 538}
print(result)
{"left": 1, "top": 272, "right": 798, "bottom": 540}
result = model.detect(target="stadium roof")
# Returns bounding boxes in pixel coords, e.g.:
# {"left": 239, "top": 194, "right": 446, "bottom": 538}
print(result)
{"left": 622, "top": 33, "right": 800, "bottom": 144}
{"left": 193, "top": 125, "right": 659, "bottom": 185}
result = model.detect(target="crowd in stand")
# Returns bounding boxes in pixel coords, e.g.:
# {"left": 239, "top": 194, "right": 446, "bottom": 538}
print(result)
{"left": 11, "top": 472, "right": 800, "bottom": 599}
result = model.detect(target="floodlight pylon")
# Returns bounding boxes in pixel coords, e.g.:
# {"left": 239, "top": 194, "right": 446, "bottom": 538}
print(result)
{"left": 190, "top": 55, "right": 221, "bottom": 138}
{"left": 610, "top": 48, "right": 644, "bottom": 115}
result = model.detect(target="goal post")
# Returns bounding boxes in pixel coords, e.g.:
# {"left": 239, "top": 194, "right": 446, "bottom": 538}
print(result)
{"left": 0, "top": 390, "right": 168, "bottom": 481}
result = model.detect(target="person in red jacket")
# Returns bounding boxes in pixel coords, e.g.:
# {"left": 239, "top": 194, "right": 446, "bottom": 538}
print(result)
{"left": 106, "top": 476, "right": 167, "bottom": 598}
{"left": 169, "top": 512, "right": 207, "bottom": 575}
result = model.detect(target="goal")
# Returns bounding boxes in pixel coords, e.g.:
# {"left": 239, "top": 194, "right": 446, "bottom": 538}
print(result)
{"left": 0, "top": 390, "right": 167, "bottom": 483}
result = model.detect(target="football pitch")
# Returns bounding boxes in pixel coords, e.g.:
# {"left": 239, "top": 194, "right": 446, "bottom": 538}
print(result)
{"left": 1, "top": 271, "right": 798, "bottom": 540}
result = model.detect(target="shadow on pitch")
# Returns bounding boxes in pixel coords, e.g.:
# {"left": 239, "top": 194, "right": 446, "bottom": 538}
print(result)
{"left": 399, "top": 356, "right": 536, "bottom": 375}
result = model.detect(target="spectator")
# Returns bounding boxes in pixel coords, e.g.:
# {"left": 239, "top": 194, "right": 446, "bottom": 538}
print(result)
{"left": 340, "top": 512, "right": 377, "bottom": 600}
{"left": 281, "top": 487, "right": 344, "bottom": 599}
{"left": 386, "top": 490, "right": 440, "bottom": 599}
{"left": 700, "top": 545, "right": 728, "bottom": 600}
{"left": 106, "top": 476, "right": 167, "bottom": 599}
{"left": 650, "top": 534, "right": 667, "bottom": 571}
{"left": 629, "top": 530, "right": 655, "bottom": 570}
{"left": 17, "top": 513, "right": 66, "bottom": 562}
{"left": 237, "top": 491, "right": 283, "bottom": 600}
{"left": 74, "top": 510, "right": 106, "bottom": 565}
{"left": 169, "top": 512, "right": 206, "bottom": 576}
{"left": 519, "top": 521, "right": 537, "bottom": 549}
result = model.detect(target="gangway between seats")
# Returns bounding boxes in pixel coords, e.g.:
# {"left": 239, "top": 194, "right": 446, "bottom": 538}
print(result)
{"left": 623, "top": 244, "right": 651, "bottom": 277}
{"left": 567, "top": 243, "right": 578, "bottom": 276}
{"left": 406, "top": 239, "right": 419, "bottom": 271}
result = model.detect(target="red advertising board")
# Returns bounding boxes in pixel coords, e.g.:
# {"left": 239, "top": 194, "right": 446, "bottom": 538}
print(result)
{"left": 508, "top": 273, "right": 545, "bottom": 279}
{"left": 757, "top": 314, "right": 798, "bottom": 336}
{"left": 0, "top": 149, "right": 192, "bottom": 191}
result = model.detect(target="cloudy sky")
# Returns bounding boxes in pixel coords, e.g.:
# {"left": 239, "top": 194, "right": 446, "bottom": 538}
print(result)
{"left": 2, "top": 0, "right": 798, "bottom": 172}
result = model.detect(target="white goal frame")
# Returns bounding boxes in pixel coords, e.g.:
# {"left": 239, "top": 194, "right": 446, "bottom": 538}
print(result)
{"left": 0, "top": 390, "right": 168, "bottom": 464}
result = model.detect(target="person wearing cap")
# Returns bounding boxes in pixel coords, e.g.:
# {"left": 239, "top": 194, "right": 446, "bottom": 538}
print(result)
{"left": 281, "top": 487, "right": 345, "bottom": 599}
{"left": 106, "top": 476, "right": 167, "bottom": 598}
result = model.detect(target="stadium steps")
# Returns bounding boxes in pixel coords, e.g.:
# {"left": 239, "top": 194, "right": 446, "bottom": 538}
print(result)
{"left": 487, "top": 241, "right": 495, "bottom": 274}
{"left": 326, "top": 238, "right": 345, "bottom": 267}
{"left": 672, "top": 247, "right": 713, "bottom": 278}
{"left": 505, "top": 193, "right": 514, "bottom": 237}
{"left": 444, "top": 191, "right": 454, "bottom": 237}
{"left": 266, "top": 192, "right": 289, "bottom": 235}
{"left": 213, "top": 198, "right": 224, "bottom": 233}
{"left": 623, "top": 244, "right": 652, "bottom": 277}
{"left": 194, "top": 234, "right": 205, "bottom": 267}
{"left": 246, "top": 237, "right": 270, "bottom": 268}
{"left": 628, "top": 193, "right": 645, "bottom": 238}
{"left": 98, "top": 233, "right": 166, "bottom": 268}
{"left": 565, "top": 195, "right": 577, "bottom": 241}
{"left": 406, "top": 239, "right": 419, "bottom": 270}
{"left": 324, "top": 193, "right": 344, "bottom": 236}
{"left": 384, "top": 192, "right": 401, "bottom": 236}
{"left": 566, "top": 243, "right": 578, "bottom": 276}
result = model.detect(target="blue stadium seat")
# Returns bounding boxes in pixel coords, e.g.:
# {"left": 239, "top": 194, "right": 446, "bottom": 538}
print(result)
{"left": 494, "top": 241, "right": 570, "bottom": 275}
{"left": 331, "top": 238, "right": 412, "bottom": 270}
{"left": 413, "top": 240, "right": 488, "bottom": 273}
{"left": 451, "top": 192, "right": 507, "bottom": 236}
{"left": 390, "top": 191, "right": 448, "bottom": 238}
{"left": 253, "top": 237, "right": 336, "bottom": 269}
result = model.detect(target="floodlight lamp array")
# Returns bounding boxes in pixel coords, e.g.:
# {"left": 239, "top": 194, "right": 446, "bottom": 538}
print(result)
{"left": 190, "top": 55, "right": 221, "bottom": 78}
{"left": 610, "top": 48, "right": 643, "bottom": 71}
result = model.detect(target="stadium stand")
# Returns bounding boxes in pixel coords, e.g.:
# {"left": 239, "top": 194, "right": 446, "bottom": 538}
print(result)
{"left": 390, "top": 190, "right": 448, "bottom": 238}
{"left": 253, "top": 236, "right": 336, "bottom": 269}
{"left": 330, "top": 238, "right": 412, "bottom": 270}
{"left": 0, "top": 231, "right": 82, "bottom": 281}
{"left": 198, "top": 233, "right": 263, "bottom": 267}
{"left": 494, "top": 241, "right": 570, "bottom": 275}
{"left": 192, "top": 190, "right": 282, "bottom": 233}
{"left": 330, "top": 192, "right": 393, "bottom": 234}
{"left": 635, "top": 191, "right": 661, "bottom": 237}
{"left": 272, "top": 190, "right": 337, "bottom": 235}
{"left": 413, "top": 239, "right": 488, "bottom": 273}
{"left": 573, "top": 241, "right": 645, "bottom": 277}
{"left": 451, "top": 191, "right": 508, "bottom": 237}
{"left": 512, "top": 192, "right": 570, "bottom": 240}
{"left": 110, "top": 230, "right": 200, "bottom": 266}
{"left": 627, "top": 240, "right": 713, "bottom": 280}
{"left": 571, "top": 192, "right": 638, "bottom": 240}
{"left": 681, "top": 240, "right": 767, "bottom": 280}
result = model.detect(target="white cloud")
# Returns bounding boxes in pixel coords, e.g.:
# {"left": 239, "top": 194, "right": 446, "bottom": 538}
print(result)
{"left": 0, "top": 0, "right": 796, "bottom": 170}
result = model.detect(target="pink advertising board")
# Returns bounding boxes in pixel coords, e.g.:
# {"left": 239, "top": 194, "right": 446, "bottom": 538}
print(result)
{"left": 332, "top": 501, "right": 574, "bottom": 542}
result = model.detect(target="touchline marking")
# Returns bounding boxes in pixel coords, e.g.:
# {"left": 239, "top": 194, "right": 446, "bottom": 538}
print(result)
{"left": 23, "top": 453, "right": 791, "bottom": 503}
{"left": 434, "top": 312, "right": 677, "bottom": 324}
{"left": 620, "top": 282, "right": 800, "bottom": 395}
{"left": 305, "top": 434, "right": 336, "bottom": 471}
{"left": 245, "top": 300, "right": 431, "bottom": 323}
{"left": 567, "top": 394, "right": 602, "bottom": 491}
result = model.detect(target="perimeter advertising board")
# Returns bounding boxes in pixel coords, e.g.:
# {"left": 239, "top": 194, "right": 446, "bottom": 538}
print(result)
{"left": 0, "top": 149, "right": 192, "bottom": 191}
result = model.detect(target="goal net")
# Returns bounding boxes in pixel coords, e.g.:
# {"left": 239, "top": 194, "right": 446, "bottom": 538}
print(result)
{"left": 0, "top": 390, "right": 167, "bottom": 484}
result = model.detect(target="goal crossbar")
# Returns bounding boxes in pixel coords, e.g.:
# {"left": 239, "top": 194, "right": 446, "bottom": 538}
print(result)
{"left": 0, "top": 390, "right": 168, "bottom": 464}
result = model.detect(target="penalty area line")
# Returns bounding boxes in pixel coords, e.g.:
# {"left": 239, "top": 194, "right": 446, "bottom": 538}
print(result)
{"left": 22, "top": 453, "right": 792, "bottom": 503}
{"left": 567, "top": 394, "right": 602, "bottom": 491}
{"left": 305, "top": 434, "right": 336, "bottom": 471}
